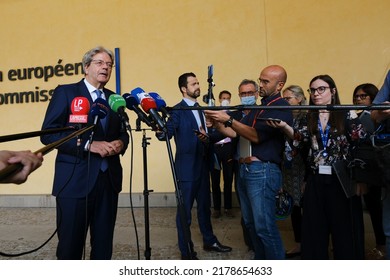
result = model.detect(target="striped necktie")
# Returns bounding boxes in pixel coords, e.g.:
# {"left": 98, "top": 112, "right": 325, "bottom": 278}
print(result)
{"left": 94, "top": 89, "right": 107, "bottom": 132}
{"left": 95, "top": 89, "right": 108, "bottom": 171}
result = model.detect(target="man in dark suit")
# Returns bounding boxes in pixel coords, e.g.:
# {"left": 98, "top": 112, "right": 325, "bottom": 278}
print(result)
{"left": 158, "top": 72, "right": 232, "bottom": 259}
{"left": 41, "top": 46, "right": 129, "bottom": 260}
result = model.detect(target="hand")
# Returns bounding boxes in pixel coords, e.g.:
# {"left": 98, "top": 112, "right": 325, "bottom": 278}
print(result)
{"left": 89, "top": 140, "right": 124, "bottom": 158}
{"left": 356, "top": 182, "right": 368, "bottom": 196}
{"left": 372, "top": 101, "right": 390, "bottom": 123}
{"left": 0, "top": 150, "right": 43, "bottom": 184}
{"left": 194, "top": 127, "right": 209, "bottom": 143}
{"left": 266, "top": 119, "right": 294, "bottom": 139}
{"left": 266, "top": 119, "right": 287, "bottom": 128}
{"left": 204, "top": 110, "right": 230, "bottom": 124}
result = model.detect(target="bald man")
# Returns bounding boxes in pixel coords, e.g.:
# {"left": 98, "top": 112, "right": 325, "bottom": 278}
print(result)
{"left": 205, "top": 65, "right": 293, "bottom": 259}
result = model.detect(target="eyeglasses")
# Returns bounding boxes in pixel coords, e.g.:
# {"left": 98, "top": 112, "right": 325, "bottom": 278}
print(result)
{"left": 239, "top": 91, "right": 257, "bottom": 96}
{"left": 353, "top": 94, "right": 369, "bottom": 100}
{"left": 257, "top": 78, "right": 269, "bottom": 85}
{"left": 283, "top": 96, "right": 296, "bottom": 101}
{"left": 91, "top": 59, "right": 114, "bottom": 68}
{"left": 307, "top": 86, "right": 330, "bottom": 95}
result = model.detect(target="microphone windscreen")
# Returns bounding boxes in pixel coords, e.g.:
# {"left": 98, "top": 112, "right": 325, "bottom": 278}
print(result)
{"left": 130, "top": 87, "right": 145, "bottom": 96}
{"left": 108, "top": 94, "right": 126, "bottom": 113}
{"left": 123, "top": 93, "right": 140, "bottom": 108}
{"left": 140, "top": 97, "right": 157, "bottom": 113}
{"left": 71, "top": 97, "right": 90, "bottom": 115}
{"left": 90, "top": 98, "right": 109, "bottom": 119}
{"left": 149, "top": 92, "right": 167, "bottom": 109}
{"left": 208, "top": 65, "right": 213, "bottom": 77}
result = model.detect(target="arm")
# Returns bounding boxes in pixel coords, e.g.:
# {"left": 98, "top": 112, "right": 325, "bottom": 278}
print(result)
{"left": 371, "top": 101, "right": 390, "bottom": 123}
{"left": 0, "top": 150, "right": 43, "bottom": 184}
{"left": 204, "top": 110, "right": 259, "bottom": 142}
{"left": 266, "top": 120, "right": 294, "bottom": 139}
{"left": 372, "top": 70, "right": 390, "bottom": 123}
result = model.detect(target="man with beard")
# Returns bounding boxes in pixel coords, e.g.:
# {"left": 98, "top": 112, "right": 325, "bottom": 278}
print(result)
{"left": 158, "top": 72, "right": 232, "bottom": 259}
{"left": 205, "top": 65, "right": 293, "bottom": 259}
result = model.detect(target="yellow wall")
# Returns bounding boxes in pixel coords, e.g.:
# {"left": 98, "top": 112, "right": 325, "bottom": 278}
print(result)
{"left": 1, "top": 0, "right": 389, "bottom": 196}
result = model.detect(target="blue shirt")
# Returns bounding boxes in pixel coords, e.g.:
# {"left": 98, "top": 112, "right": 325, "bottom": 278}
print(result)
{"left": 241, "top": 93, "right": 293, "bottom": 165}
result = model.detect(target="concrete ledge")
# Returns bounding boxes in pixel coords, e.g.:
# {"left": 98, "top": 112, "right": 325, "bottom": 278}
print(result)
{"left": 0, "top": 193, "right": 240, "bottom": 208}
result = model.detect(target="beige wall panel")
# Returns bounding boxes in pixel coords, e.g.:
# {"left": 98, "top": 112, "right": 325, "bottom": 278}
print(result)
{"left": 0, "top": 0, "right": 266, "bottom": 195}
{"left": 265, "top": 0, "right": 390, "bottom": 102}
{"left": 1, "top": 0, "right": 389, "bottom": 197}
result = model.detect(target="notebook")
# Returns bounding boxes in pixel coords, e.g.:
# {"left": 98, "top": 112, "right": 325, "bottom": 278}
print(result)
{"left": 359, "top": 110, "right": 375, "bottom": 134}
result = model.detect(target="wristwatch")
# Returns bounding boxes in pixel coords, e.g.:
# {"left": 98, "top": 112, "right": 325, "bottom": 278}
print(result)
{"left": 224, "top": 116, "right": 234, "bottom": 127}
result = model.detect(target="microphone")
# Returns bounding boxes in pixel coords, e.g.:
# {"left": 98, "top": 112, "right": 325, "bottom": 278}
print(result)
{"left": 69, "top": 97, "right": 90, "bottom": 146}
{"left": 108, "top": 94, "right": 131, "bottom": 131}
{"left": 90, "top": 97, "right": 109, "bottom": 126}
{"left": 137, "top": 92, "right": 166, "bottom": 130}
{"left": 123, "top": 91, "right": 156, "bottom": 130}
{"left": 69, "top": 97, "right": 90, "bottom": 125}
{"left": 88, "top": 97, "right": 109, "bottom": 145}
{"left": 148, "top": 92, "right": 170, "bottom": 119}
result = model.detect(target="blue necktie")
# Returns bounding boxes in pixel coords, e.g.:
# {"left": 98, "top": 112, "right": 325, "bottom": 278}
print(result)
{"left": 194, "top": 102, "right": 206, "bottom": 129}
{"left": 95, "top": 89, "right": 107, "bottom": 132}
{"left": 95, "top": 89, "right": 108, "bottom": 172}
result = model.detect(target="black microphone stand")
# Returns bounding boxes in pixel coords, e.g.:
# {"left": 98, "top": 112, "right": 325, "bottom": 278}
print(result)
{"left": 163, "top": 134, "right": 195, "bottom": 259}
{"left": 141, "top": 128, "right": 153, "bottom": 260}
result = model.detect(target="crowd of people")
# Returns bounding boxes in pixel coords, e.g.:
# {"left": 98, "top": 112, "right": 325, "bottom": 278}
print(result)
{"left": 2, "top": 45, "right": 390, "bottom": 260}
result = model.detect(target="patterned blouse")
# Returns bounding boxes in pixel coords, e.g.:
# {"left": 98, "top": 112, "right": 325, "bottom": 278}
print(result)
{"left": 292, "top": 110, "right": 366, "bottom": 173}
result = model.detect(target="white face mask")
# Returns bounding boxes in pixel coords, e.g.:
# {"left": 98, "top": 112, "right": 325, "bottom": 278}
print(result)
{"left": 221, "top": 99, "right": 230, "bottom": 106}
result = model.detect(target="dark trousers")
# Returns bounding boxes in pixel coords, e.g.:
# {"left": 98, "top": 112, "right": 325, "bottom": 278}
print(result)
{"left": 302, "top": 173, "right": 364, "bottom": 260}
{"left": 176, "top": 165, "right": 217, "bottom": 257}
{"left": 363, "top": 185, "right": 386, "bottom": 246}
{"left": 55, "top": 171, "right": 118, "bottom": 260}
{"left": 210, "top": 143, "right": 234, "bottom": 210}
{"left": 291, "top": 205, "right": 302, "bottom": 243}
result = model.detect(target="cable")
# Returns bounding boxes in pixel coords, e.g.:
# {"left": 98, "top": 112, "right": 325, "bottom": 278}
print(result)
{"left": 0, "top": 143, "right": 81, "bottom": 258}
{"left": 127, "top": 128, "right": 141, "bottom": 259}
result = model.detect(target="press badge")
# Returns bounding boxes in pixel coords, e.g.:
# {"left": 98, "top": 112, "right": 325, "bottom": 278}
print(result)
{"left": 319, "top": 165, "right": 332, "bottom": 175}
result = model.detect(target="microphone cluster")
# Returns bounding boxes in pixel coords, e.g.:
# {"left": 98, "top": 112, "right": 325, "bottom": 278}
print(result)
{"left": 69, "top": 88, "right": 170, "bottom": 134}
{"left": 111, "top": 87, "right": 169, "bottom": 131}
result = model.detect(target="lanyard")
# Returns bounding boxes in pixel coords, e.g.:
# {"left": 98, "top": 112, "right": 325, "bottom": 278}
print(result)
{"left": 318, "top": 119, "right": 330, "bottom": 157}
{"left": 252, "top": 96, "right": 282, "bottom": 127}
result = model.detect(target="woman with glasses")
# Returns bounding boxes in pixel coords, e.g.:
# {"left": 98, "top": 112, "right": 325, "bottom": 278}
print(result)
{"left": 353, "top": 84, "right": 386, "bottom": 259}
{"left": 269, "top": 75, "right": 366, "bottom": 259}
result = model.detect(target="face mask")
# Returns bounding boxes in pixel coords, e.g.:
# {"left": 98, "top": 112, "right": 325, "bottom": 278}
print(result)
{"left": 221, "top": 99, "right": 230, "bottom": 106}
{"left": 241, "top": 95, "right": 256, "bottom": 105}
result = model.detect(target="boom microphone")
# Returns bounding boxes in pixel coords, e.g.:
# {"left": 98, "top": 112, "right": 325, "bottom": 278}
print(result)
{"left": 148, "top": 92, "right": 170, "bottom": 119}
{"left": 137, "top": 92, "right": 166, "bottom": 130}
{"left": 108, "top": 94, "right": 131, "bottom": 131}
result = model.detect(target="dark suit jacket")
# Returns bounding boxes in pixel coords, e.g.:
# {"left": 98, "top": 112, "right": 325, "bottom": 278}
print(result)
{"left": 164, "top": 99, "right": 212, "bottom": 182}
{"left": 41, "top": 79, "right": 129, "bottom": 198}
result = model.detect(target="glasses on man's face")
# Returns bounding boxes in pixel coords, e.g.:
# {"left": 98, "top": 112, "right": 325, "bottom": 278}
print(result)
{"left": 307, "top": 86, "right": 330, "bottom": 95}
{"left": 91, "top": 59, "right": 114, "bottom": 69}
{"left": 353, "top": 94, "right": 369, "bottom": 100}
{"left": 239, "top": 91, "right": 256, "bottom": 96}
{"left": 257, "top": 78, "right": 269, "bottom": 85}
